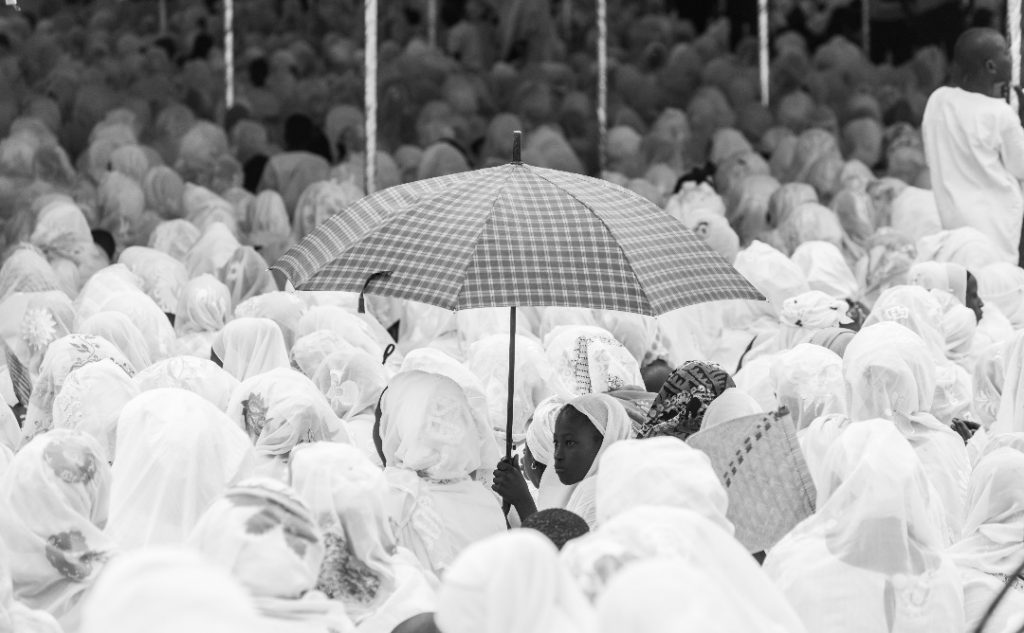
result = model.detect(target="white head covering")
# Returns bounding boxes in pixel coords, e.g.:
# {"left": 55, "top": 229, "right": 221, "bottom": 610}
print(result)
{"left": 79, "top": 547, "right": 268, "bottom": 633}
{"left": 699, "top": 387, "right": 763, "bottom": 430}
{"left": 791, "top": 241, "right": 859, "bottom": 300}
{"left": 107, "top": 389, "right": 255, "bottom": 549}
{"left": 78, "top": 311, "right": 153, "bottom": 372}
{"left": 595, "top": 556, "right": 793, "bottom": 633}
{"left": 466, "top": 334, "right": 555, "bottom": 443}
{"left": 949, "top": 448, "right": 1024, "bottom": 576}
{"left": 777, "top": 290, "right": 852, "bottom": 349}
{"left": 436, "top": 530, "right": 595, "bottom": 633}
{"left": 908, "top": 261, "right": 968, "bottom": 305}
{"left": 187, "top": 478, "right": 354, "bottom": 632}
{"left": 290, "top": 443, "right": 436, "bottom": 630}
{"left": 562, "top": 506, "right": 808, "bottom": 633}
{"left": 862, "top": 285, "right": 946, "bottom": 362}
{"left": 931, "top": 289, "right": 977, "bottom": 366}
{"left": 994, "top": 330, "right": 1024, "bottom": 435}
{"left": 295, "top": 306, "right": 386, "bottom": 361}
{"left": 311, "top": 349, "right": 388, "bottom": 420}
{"left": 763, "top": 420, "right": 963, "bottom": 633}
{"left": 916, "top": 228, "right": 1004, "bottom": 270}
{"left": 225, "top": 367, "right": 346, "bottom": 462}
{"left": 234, "top": 292, "right": 307, "bottom": 349}
{"left": 148, "top": 219, "right": 201, "bottom": 262}
{"left": 798, "top": 413, "right": 852, "bottom": 490}
{"left": 52, "top": 358, "right": 140, "bottom": 462}
{"left": 211, "top": 317, "right": 290, "bottom": 381}
{"left": 733, "top": 240, "right": 810, "bottom": 316}
{"left": 890, "top": 186, "right": 942, "bottom": 243}
{"left": 973, "top": 341, "right": 1008, "bottom": 432}
{"left": 0, "top": 537, "right": 62, "bottom": 633}
{"left": 23, "top": 334, "right": 135, "bottom": 444}
{"left": 0, "top": 430, "right": 113, "bottom": 628}
{"left": 545, "top": 327, "right": 644, "bottom": 398}
{"left": 94, "top": 290, "right": 177, "bottom": 362}
{"left": 976, "top": 262, "right": 1024, "bottom": 329}
{"left": 118, "top": 246, "right": 188, "bottom": 315}
{"left": 770, "top": 343, "right": 846, "bottom": 430}
{"left": 174, "top": 274, "right": 232, "bottom": 336}
{"left": 184, "top": 222, "right": 241, "bottom": 278}
{"left": 595, "top": 436, "right": 731, "bottom": 531}
{"left": 133, "top": 355, "right": 240, "bottom": 410}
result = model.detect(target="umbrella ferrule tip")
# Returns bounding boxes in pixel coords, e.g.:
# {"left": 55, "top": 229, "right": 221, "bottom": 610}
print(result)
{"left": 512, "top": 130, "right": 522, "bottom": 164}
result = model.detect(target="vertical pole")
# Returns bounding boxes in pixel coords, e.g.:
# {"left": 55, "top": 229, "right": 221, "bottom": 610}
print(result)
{"left": 758, "top": 0, "right": 769, "bottom": 107}
{"left": 365, "top": 0, "right": 378, "bottom": 194}
{"left": 505, "top": 306, "right": 517, "bottom": 460}
{"left": 861, "top": 0, "right": 870, "bottom": 61}
{"left": 597, "top": 0, "right": 608, "bottom": 173}
{"left": 224, "top": 0, "right": 235, "bottom": 109}
{"left": 427, "top": 0, "right": 438, "bottom": 49}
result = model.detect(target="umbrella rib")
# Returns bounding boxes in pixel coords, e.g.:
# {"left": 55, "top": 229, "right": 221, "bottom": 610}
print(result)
{"left": 528, "top": 168, "right": 653, "bottom": 313}
{"left": 453, "top": 166, "right": 519, "bottom": 309}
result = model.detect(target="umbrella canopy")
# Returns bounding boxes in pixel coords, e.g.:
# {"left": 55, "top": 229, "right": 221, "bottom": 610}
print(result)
{"left": 272, "top": 163, "right": 761, "bottom": 315}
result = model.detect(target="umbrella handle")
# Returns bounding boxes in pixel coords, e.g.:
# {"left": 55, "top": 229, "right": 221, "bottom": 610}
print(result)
{"left": 505, "top": 306, "right": 517, "bottom": 460}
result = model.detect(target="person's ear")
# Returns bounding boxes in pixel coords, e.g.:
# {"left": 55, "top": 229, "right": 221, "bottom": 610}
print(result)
{"left": 986, "top": 59, "right": 998, "bottom": 75}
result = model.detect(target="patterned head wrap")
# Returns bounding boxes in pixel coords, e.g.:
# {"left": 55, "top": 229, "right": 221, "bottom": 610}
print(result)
{"left": 640, "top": 361, "right": 734, "bottom": 440}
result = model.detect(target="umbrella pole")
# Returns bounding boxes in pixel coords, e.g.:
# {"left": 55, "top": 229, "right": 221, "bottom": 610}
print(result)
{"left": 365, "top": 0, "right": 378, "bottom": 194}
{"left": 224, "top": 0, "right": 235, "bottom": 111}
{"left": 505, "top": 306, "right": 517, "bottom": 460}
{"left": 758, "top": 0, "right": 769, "bottom": 107}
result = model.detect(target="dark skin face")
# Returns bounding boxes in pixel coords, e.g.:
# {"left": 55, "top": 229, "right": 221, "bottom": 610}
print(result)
{"left": 553, "top": 407, "right": 603, "bottom": 486}
{"left": 965, "top": 272, "right": 985, "bottom": 324}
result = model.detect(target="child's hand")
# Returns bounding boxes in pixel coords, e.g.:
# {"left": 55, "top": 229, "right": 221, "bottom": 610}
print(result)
{"left": 492, "top": 456, "right": 537, "bottom": 519}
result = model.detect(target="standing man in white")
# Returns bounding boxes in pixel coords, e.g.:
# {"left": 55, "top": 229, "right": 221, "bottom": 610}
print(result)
{"left": 923, "top": 28, "right": 1024, "bottom": 265}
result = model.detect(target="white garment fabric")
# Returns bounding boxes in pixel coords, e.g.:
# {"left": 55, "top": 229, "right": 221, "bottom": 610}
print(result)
{"left": 922, "top": 87, "right": 1024, "bottom": 264}
{"left": 977, "top": 262, "right": 1024, "bottom": 330}
{"left": 889, "top": 186, "right": 943, "bottom": 244}
{"left": 466, "top": 334, "right": 555, "bottom": 444}
{"left": 310, "top": 350, "right": 388, "bottom": 460}
{"left": 211, "top": 317, "right": 291, "bottom": 381}
{"left": 562, "top": 506, "right": 807, "bottom": 633}
{"left": 595, "top": 557, "right": 792, "bottom": 633}
{"left": 699, "top": 387, "right": 763, "bottom": 430}
{"left": 187, "top": 478, "right": 355, "bottom": 633}
{"left": 78, "top": 547, "right": 269, "bottom": 633}
{"left": 948, "top": 448, "right": 1024, "bottom": 633}
{"left": 791, "top": 241, "right": 859, "bottom": 300}
{"left": 133, "top": 355, "right": 240, "bottom": 410}
{"left": 994, "top": 330, "right": 1024, "bottom": 434}
{"left": 94, "top": 290, "right": 177, "bottom": 363}
{"left": 107, "top": 388, "right": 255, "bottom": 549}
{"left": 844, "top": 322, "right": 970, "bottom": 543}
{"left": 0, "top": 537, "right": 62, "bottom": 633}
{"left": 52, "top": 358, "right": 140, "bottom": 462}
{"left": 0, "top": 430, "right": 113, "bottom": 631}
{"left": 436, "top": 530, "right": 595, "bottom": 633}
{"left": 595, "top": 436, "right": 731, "bottom": 532}
{"left": 225, "top": 368, "right": 346, "bottom": 479}
{"left": 798, "top": 413, "right": 852, "bottom": 491}
{"left": 173, "top": 274, "right": 232, "bottom": 357}
{"left": 291, "top": 330, "right": 355, "bottom": 378}
{"left": 290, "top": 443, "right": 437, "bottom": 633}
{"left": 78, "top": 311, "right": 154, "bottom": 372}
{"left": 544, "top": 327, "right": 644, "bottom": 398}
{"left": 379, "top": 370, "right": 504, "bottom": 575}
{"left": 770, "top": 343, "right": 847, "bottom": 431}
{"left": 908, "top": 262, "right": 968, "bottom": 305}
{"left": 763, "top": 420, "right": 964, "bottom": 633}
{"left": 118, "top": 246, "right": 188, "bottom": 315}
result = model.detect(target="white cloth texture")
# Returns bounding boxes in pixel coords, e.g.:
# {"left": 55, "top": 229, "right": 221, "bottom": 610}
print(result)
{"left": 771, "top": 343, "right": 847, "bottom": 431}
{"left": 52, "top": 358, "right": 139, "bottom": 462}
{"left": 132, "top": 355, "right": 240, "bottom": 410}
{"left": 211, "top": 317, "right": 291, "bottom": 381}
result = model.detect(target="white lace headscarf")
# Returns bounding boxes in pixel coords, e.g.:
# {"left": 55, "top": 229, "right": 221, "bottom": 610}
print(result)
{"left": 770, "top": 343, "right": 846, "bottom": 431}
{"left": 132, "top": 355, "right": 240, "bottom": 410}
{"left": 52, "top": 358, "right": 139, "bottom": 462}
{"left": 211, "top": 317, "right": 290, "bottom": 381}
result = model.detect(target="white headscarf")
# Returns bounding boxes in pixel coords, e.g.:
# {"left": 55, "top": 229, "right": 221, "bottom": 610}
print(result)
{"left": 118, "top": 246, "right": 188, "bottom": 315}
{"left": 544, "top": 327, "right": 644, "bottom": 398}
{"left": 0, "top": 537, "right": 62, "bottom": 633}
{"left": 791, "top": 241, "right": 860, "bottom": 300}
{"left": 797, "top": 413, "right": 852, "bottom": 491}
{"left": 225, "top": 368, "right": 346, "bottom": 477}
{"left": 977, "top": 262, "right": 1024, "bottom": 329}
{"left": 52, "top": 358, "right": 140, "bottom": 462}
{"left": 311, "top": 350, "right": 388, "bottom": 420}
{"left": 770, "top": 343, "right": 846, "bottom": 431}
{"left": 776, "top": 290, "right": 852, "bottom": 350}
{"left": 700, "top": 387, "right": 763, "bottom": 430}
{"left": 148, "top": 219, "right": 201, "bottom": 262}
{"left": 290, "top": 443, "right": 437, "bottom": 633}
{"left": 0, "top": 430, "right": 113, "bottom": 628}
{"left": 466, "top": 334, "right": 555, "bottom": 444}
{"left": 436, "top": 530, "right": 595, "bottom": 633}
{"left": 187, "top": 478, "right": 355, "bottom": 633}
{"left": 563, "top": 506, "right": 807, "bottom": 633}
{"left": 79, "top": 547, "right": 269, "bottom": 633}
{"left": 132, "top": 355, "right": 240, "bottom": 410}
{"left": 295, "top": 306, "right": 386, "bottom": 361}
{"left": 107, "top": 389, "right": 255, "bottom": 549}
{"left": 93, "top": 289, "right": 177, "bottom": 362}
{"left": 595, "top": 437, "right": 731, "bottom": 531}
{"left": 908, "top": 261, "right": 968, "bottom": 305}
{"left": 916, "top": 228, "right": 1004, "bottom": 270}
{"left": 211, "top": 317, "right": 290, "bottom": 381}
{"left": 595, "top": 557, "right": 796, "bottom": 633}
{"left": 379, "top": 369, "right": 505, "bottom": 575}
{"left": 184, "top": 222, "right": 241, "bottom": 278}
{"left": 174, "top": 273, "right": 232, "bottom": 342}
{"left": 763, "top": 420, "right": 963, "bottom": 633}
{"left": 862, "top": 285, "right": 946, "bottom": 361}
{"left": 23, "top": 334, "right": 135, "bottom": 444}
{"left": 843, "top": 322, "right": 969, "bottom": 542}
{"left": 78, "top": 311, "right": 154, "bottom": 372}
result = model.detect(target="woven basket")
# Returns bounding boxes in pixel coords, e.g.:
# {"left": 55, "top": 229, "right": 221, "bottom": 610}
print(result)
{"left": 687, "top": 408, "right": 816, "bottom": 553}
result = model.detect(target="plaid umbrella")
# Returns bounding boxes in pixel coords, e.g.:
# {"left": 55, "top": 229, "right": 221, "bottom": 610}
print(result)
{"left": 272, "top": 132, "right": 763, "bottom": 458}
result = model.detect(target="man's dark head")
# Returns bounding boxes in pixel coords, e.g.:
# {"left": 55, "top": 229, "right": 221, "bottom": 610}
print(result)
{"left": 953, "top": 28, "right": 1012, "bottom": 91}
{"left": 521, "top": 509, "right": 590, "bottom": 550}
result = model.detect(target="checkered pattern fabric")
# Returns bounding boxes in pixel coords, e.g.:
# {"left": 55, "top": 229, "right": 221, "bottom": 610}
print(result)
{"left": 273, "top": 164, "right": 763, "bottom": 316}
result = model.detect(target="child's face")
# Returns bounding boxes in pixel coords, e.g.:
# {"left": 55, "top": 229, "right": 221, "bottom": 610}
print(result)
{"left": 553, "top": 407, "right": 603, "bottom": 486}
{"left": 966, "top": 272, "right": 985, "bottom": 324}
